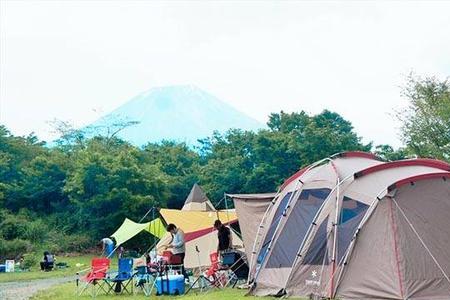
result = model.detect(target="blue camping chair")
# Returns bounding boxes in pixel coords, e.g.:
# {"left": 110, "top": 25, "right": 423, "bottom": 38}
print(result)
{"left": 134, "top": 265, "right": 157, "bottom": 296}
{"left": 106, "top": 258, "right": 134, "bottom": 294}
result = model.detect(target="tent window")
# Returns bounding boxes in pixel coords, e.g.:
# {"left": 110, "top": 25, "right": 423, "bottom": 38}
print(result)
{"left": 302, "top": 217, "right": 330, "bottom": 265}
{"left": 256, "top": 192, "right": 292, "bottom": 264}
{"left": 265, "top": 188, "right": 331, "bottom": 268}
{"left": 337, "top": 197, "right": 368, "bottom": 264}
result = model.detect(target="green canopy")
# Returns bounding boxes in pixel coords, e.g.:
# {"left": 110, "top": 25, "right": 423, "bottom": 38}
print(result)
{"left": 111, "top": 218, "right": 166, "bottom": 246}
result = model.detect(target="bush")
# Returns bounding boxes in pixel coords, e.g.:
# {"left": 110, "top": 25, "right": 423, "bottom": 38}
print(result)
{"left": 46, "top": 232, "right": 93, "bottom": 253}
{"left": 0, "top": 238, "right": 32, "bottom": 260}
{"left": 22, "top": 253, "right": 38, "bottom": 270}
{"left": 23, "top": 219, "right": 49, "bottom": 243}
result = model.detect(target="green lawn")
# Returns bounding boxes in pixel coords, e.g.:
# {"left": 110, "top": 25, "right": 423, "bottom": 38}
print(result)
{"left": 0, "top": 254, "right": 106, "bottom": 283}
{"left": 31, "top": 282, "right": 276, "bottom": 300}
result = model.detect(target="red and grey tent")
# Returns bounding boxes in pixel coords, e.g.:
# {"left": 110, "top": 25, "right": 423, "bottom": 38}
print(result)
{"left": 248, "top": 152, "right": 450, "bottom": 299}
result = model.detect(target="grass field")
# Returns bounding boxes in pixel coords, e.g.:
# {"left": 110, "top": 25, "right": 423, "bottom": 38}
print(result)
{"left": 31, "top": 282, "right": 278, "bottom": 300}
{"left": 0, "top": 254, "right": 103, "bottom": 283}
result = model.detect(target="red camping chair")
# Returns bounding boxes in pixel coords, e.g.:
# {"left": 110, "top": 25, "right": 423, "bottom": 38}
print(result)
{"left": 205, "top": 252, "right": 228, "bottom": 288}
{"left": 76, "top": 258, "right": 111, "bottom": 297}
{"left": 186, "top": 252, "right": 230, "bottom": 295}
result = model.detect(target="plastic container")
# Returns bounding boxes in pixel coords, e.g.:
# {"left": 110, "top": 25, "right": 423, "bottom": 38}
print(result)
{"left": 0, "top": 265, "right": 5, "bottom": 273}
{"left": 156, "top": 274, "right": 185, "bottom": 295}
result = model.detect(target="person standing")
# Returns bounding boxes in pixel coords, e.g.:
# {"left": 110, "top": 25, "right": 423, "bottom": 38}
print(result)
{"left": 101, "top": 237, "right": 115, "bottom": 257}
{"left": 214, "top": 220, "right": 232, "bottom": 253}
{"left": 166, "top": 223, "right": 188, "bottom": 280}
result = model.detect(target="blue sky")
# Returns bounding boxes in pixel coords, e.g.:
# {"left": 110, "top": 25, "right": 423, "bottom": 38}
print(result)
{"left": 1, "top": 1, "right": 450, "bottom": 147}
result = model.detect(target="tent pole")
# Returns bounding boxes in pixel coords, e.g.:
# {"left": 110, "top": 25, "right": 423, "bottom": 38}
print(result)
{"left": 139, "top": 207, "right": 154, "bottom": 223}
{"left": 224, "top": 193, "right": 230, "bottom": 224}
{"left": 252, "top": 178, "right": 303, "bottom": 284}
{"left": 280, "top": 171, "right": 355, "bottom": 295}
{"left": 392, "top": 197, "right": 450, "bottom": 288}
{"left": 247, "top": 188, "right": 280, "bottom": 284}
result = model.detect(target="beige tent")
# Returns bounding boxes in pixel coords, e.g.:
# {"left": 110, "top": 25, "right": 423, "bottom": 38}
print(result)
{"left": 228, "top": 193, "right": 277, "bottom": 263}
{"left": 250, "top": 152, "right": 450, "bottom": 299}
{"left": 181, "top": 183, "right": 215, "bottom": 211}
{"left": 157, "top": 184, "right": 243, "bottom": 269}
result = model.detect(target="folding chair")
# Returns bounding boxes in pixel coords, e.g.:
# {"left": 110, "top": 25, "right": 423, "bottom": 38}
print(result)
{"left": 185, "top": 252, "right": 228, "bottom": 294}
{"left": 105, "top": 258, "right": 134, "bottom": 294}
{"left": 133, "top": 265, "right": 154, "bottom": 296}
{"left": 76, "top": 258, "right": 110, "bottom": 297}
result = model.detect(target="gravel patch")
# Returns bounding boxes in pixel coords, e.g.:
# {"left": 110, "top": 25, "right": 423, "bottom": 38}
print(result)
{"left": 0, "top": 276, "right": 75, "bottom": 300}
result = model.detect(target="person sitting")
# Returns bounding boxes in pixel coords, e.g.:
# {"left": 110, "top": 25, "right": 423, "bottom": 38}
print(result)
{"left": 214, "top": 220, "right": 233, "bottom": 254}
{"left": 40, "top": 251, "right": 54, "bottom": 271}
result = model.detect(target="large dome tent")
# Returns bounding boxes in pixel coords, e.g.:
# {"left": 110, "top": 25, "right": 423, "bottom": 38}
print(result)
{"left": 249, "top": 153, "right": 450, "bottom": 299}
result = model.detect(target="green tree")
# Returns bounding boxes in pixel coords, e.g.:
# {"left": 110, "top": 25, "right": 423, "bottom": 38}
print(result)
{"left": 398, "top": 75, "right": 450, "bottom": 160}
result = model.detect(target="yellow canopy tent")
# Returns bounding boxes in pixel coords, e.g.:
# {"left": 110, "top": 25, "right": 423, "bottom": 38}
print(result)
{"left": 158, "top": 208, "right": 237, "bottom": 233}
{"left": 111, "top": 218, "right": 166, "bottom": 246}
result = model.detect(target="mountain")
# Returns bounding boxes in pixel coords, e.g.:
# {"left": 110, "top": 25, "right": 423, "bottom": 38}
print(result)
{"left": 87, "top": 85, "right": 264, "bottom": 146}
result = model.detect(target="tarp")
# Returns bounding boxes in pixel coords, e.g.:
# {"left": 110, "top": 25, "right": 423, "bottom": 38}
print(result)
{"left": 159, "top": 208, "right": 237, "bottom": 234}
{"left": 111, "top": 218, "right": 166, "bottom": 246}
{"left": 229, "top": 193, "right": 277, "bottom": 264}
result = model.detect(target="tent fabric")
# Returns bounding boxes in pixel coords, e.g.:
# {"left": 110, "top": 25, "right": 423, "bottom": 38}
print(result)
{"left": 230, "top": 193, "right": 276, "bottom": 261}
{"left": 250, "top": 152, "right": 450, "bottom": 300}
{"left": 111, "top": 218, "right": 151, "bottom": 246}
{"left": 158, "top": 208, "right": 243, "bottom": 269}
{"left": 182, "top": 183, "right": 215, "bottom": 211}
{"left": 111, "top": 218, "right": 166, "bottom": 246}
{"left": 159, "top": 208, "right": 237, "bottom": 233}
{"left": 146, "top": 218, "right": 166, "bottom": 239}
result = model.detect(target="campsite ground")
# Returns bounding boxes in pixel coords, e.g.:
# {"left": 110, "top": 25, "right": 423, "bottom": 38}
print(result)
{"left": 0, "top": 255, "right": 99, "bottom": 283}
{"left": 31, "top": 282, "right": 279, "bottom": 300}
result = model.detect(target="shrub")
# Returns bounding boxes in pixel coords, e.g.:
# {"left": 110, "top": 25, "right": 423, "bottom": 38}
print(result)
{"left": 22, "top": 253, "right": 38, "bottom": 270}
{"left": 23, "top": 219, "right": 49, "bottom": 243}
{"left": 0, "top": 238, "right": 32, "bottom": 260}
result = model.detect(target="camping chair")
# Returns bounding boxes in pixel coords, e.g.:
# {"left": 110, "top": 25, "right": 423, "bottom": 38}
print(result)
{"left": 105, "top": 258, "right": 134, "bottom": 294}
{"left": 76, "top": 258, "right": 111, "bottom": 297}
{"left": 222, "top": 251, "right": 250, "bottom": 288}
{"left": 185, "top": 252, "right": 228, "bottom": 294}
{"left": 133, "top": 265, "right": 158, "bottom": 296}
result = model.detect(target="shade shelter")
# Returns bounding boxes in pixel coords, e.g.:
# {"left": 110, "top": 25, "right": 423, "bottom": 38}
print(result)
{"left": 250, "top": 153, "right": 450, "bottom": 299}
{"left": 158, "top": 208, "right": 243, "bottom": 268}
{"left": 228, "top": 193, "right": 277, "bottom": 263}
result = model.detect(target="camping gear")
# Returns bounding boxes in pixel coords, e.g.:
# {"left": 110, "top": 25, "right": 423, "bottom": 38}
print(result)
{"left": 0, "top": 264, "right": 5, "bottom": 272}
{"left": 76, "top": 257, "right": 111, "bottom": 297}
{"left": 155, "top": 274, "right": 185, "bottom": 295}
{"left": 106, "top": 258, "right": 134, "bottom": 294}
{"left": 5, "top": 260, "right": 14, "bottom": 273}
{"left": 247, "top": 151, "right": 450, "bottom": 300}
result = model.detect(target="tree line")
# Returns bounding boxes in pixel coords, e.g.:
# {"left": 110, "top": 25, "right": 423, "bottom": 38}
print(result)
{"left": 0, "top": 75, "right": 448, "bottom": 260}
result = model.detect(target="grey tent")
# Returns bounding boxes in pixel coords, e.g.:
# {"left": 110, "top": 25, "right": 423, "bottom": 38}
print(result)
{"left": 250, "top": 151, "right": 450, "bottom": 299}
{"left": 228, "top": 193, "right": 277, "bottom": 263}
{"left": 181, "top": 183, "right": 216, "bottom": 211}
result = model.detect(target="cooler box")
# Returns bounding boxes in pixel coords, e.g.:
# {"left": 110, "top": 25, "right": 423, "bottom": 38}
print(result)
{"left": 156, "top": 274, "right": 185, "bottom": 295}
{"left": 0, "top": 264, "right": 5, "bottom": 273}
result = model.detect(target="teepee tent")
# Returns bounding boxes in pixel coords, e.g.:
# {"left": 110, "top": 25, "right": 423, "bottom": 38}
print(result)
{"left": 182, "top": 183, "right": 215, "bottom": 211}
{"left": 250, "top": 152, "right": 450, "bottom": 299}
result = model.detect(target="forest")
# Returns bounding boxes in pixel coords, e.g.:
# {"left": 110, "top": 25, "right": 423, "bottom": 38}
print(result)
{"left": 0, "top": 75, "right": 448, "bottom": 262}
